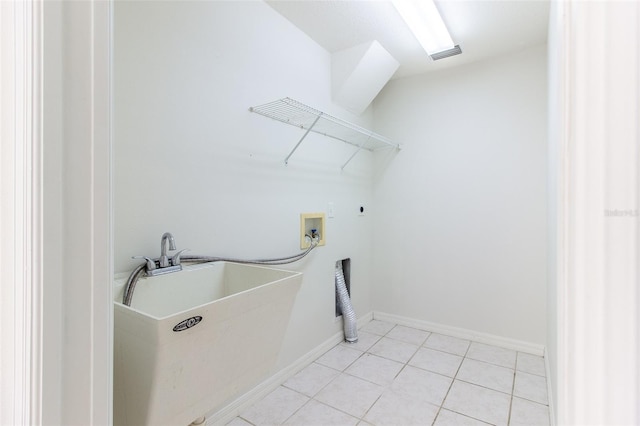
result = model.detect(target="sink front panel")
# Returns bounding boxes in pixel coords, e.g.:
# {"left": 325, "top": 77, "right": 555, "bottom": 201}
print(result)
{"left": 113, "top": 261, "right": 303, "bottom": 426}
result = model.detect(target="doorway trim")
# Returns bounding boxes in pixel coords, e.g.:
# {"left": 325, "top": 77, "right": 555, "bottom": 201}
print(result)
{"left": 1, "top": 1, "right": 114, "bottom": 424}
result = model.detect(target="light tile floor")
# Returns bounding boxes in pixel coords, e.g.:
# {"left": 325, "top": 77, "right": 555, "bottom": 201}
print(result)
{"left": 227, "top": 320, "right": 549, "bottom": 426}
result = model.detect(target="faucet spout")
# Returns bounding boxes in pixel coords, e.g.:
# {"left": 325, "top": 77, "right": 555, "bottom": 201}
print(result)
{"left": 160, "top": 232, "right": 176, "bottom": 267}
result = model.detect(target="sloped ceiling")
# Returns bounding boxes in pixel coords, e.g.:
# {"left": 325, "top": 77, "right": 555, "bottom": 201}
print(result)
{"left": 266, "top": 0, "right": 550, "bottom": 79}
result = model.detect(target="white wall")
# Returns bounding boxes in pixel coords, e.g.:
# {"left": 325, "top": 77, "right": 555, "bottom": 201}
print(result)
{"left": 114, "top": 0, "right": 374, "bottom": 376}
{"left": 372, "top": 45, "right": 548, "bottom": 346}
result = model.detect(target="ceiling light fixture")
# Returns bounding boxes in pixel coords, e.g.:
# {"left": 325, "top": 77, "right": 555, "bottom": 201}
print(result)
{"left": 391, "top": 0, "right": 461, "bottom": 60}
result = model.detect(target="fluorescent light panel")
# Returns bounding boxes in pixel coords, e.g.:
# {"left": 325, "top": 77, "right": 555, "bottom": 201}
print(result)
{"left": 392, "top": 0, "right": 454, "bottom": 55}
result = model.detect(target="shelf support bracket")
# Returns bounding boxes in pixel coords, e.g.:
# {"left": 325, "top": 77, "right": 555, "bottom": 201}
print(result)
{"left": 284, "top": 113, "right": 322, "bottom": 165}
{"left": 341, "top": 135, "right": 371, "bottom": 170}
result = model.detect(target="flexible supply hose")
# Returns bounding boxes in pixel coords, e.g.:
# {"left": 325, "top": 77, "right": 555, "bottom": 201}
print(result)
{"left": 122, "top": 240, "right": 318, "bottom": 306}
{"left": 335, "top": 261, "right": 358, "bottom": 343}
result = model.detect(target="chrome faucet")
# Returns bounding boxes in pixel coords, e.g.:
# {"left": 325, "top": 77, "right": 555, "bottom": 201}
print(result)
{"left": 159, "top": 232, "right": 177, "bottom": 267}
{"left": 132, "top": 232, "right": 188, "bottom": 277}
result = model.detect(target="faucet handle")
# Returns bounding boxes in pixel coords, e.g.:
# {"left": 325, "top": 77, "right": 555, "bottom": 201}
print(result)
{"left": 171, "top": 249, "right": 189, "bottom": 266}
{"left": 132, "top": 256, "right": 156, "bottom": 271}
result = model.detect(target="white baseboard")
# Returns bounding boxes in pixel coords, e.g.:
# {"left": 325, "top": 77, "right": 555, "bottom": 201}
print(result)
{"left": 206, "top": 311, "right": 374, "bottom": 426}
{"left": 356, "top": 311, "right": 373, "bottom": 328}
{"left": 372, "top": 311, "right": 545, "bottom": 356}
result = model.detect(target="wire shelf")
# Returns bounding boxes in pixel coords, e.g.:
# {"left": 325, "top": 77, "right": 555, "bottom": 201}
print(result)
{"left": 249, "top": 97, "right": 400, "bottom": 168}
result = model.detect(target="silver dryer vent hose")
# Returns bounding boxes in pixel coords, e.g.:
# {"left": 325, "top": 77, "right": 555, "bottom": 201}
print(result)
{"left": 335, "top": 262, "right": 358, "bottom": 343}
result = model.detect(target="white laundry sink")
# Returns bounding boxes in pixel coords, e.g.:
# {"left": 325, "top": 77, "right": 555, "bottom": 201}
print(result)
{"left": 113, "top": 261, "right": 303, "bottom": 426}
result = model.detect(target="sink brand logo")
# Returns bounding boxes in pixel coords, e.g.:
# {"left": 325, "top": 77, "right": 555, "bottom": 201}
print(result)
{"left": 173, "top": 316, "right": 203, "bottom": 332}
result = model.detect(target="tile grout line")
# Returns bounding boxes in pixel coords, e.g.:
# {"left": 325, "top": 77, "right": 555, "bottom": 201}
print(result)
{"left": 236, "top": 415, "right": 256, "bottom": 426}
{"left": 510, "top": 394, "right": 552, "bottom": 407}
{"left": 506, "top": 353, "right": 520, "bottom": 425}
{"left": 453, "top": 378, "right": 514, "bottom": 397}
{"left": 512, "top": 356, "right": 551, "bottom": 408}
{"left": 278, "top": 394, "right": 312, "bottom": 426}
{"left": 358, "top": 390, "right": 384, "bottom": 424}
{"left": 280, "top": 361, "right": 341, "bottom": 397}
{"left": 287, "top": 347, "right": 369, "bottom": 425}
{"left": 311, "top": 397, "right": 362, "bottom": 424}
{"left": 430, "top": 338, "right": 472, "bottom": 425}
{"left": 354, "top": 323, "right": 398, "bottom": 424}
{"left": 359, "top": 326, "right": 429, "bottom": 425}
{"left": 275, "top": 341, "right": 367, "bottom": 425}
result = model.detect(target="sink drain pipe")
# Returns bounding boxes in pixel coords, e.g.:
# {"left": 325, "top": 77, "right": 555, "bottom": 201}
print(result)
{"left": 335, "top": 261, "right": 358, "bottom": 343}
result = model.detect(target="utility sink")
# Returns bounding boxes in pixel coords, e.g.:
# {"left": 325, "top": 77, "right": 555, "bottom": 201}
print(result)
{"left": 113, "top": 261, "right": 303, "bottom": 426}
